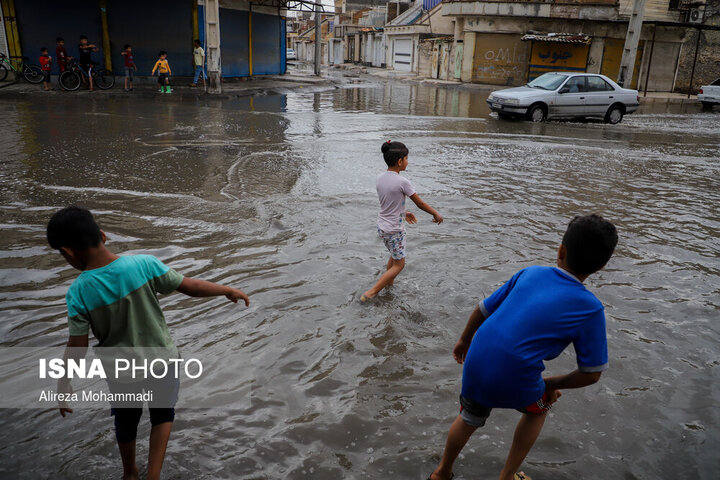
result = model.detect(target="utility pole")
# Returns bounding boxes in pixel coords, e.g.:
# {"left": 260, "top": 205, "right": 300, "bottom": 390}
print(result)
{"left": 314, "top": 2, "right": 322, "bottom": 76}
{"left": 205, "top": 0, "right": 222, "bottom": 93}
{"left": 617, "top": 0, "right": 647, "bottom": 87}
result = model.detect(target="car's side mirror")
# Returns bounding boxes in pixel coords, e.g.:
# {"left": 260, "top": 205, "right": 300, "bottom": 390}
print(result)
{"left": 558, "top": 87, "right": 570, "bottom": 94}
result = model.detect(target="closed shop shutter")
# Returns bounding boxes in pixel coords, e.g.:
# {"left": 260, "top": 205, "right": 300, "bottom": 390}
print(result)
{"left": 528, "top": 42, "right": 590, "bottom": 80}
{"left": 393, "top": 38, "right": 412, "bottom": 72}
{"left": 252, "top": 13, "right": 282, "bottom": 75}
{"left": 14, "top": 0, "right": 104, "bottom": 74}
{"left": 600, "top": 38, "right": 644, "bottom": 89}
{"left": 472, "top": 33, "right": 529, "bottom": 86}
{"left": 107, "top": 0, "right": 193, "bottom": 76}
{"left": 639, "top": 41, "right": 679, "bottom": 92}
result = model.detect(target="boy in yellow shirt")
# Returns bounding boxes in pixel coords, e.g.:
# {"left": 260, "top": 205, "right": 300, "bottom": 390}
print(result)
{"left": 151, "top": 51, "right": 172, "bottom": 93}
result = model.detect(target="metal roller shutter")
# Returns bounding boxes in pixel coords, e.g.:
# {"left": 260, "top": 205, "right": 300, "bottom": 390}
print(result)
{"left": 393, "top": 38, "right": 412, "bottom": 72}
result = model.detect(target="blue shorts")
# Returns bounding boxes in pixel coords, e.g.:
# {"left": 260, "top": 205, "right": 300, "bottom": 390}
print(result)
{"left": 378, "top": 228, "right": 406, "bottom": 260}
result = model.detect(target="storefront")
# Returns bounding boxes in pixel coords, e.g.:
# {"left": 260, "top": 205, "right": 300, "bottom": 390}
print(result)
{"left": 4, "top": 0, "right": 285, "bottom": 78}
{"left": 471, "top": 33, "right": 529, "bottom": 85}
{"left": 523, "top": 34, "right": 591, "bottom": 81}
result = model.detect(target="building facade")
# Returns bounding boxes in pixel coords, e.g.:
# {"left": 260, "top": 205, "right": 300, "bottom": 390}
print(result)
{"left": 1, "top": 0, "right": 286, "bottom": 78}
{"left": 384, "top": 0, "right": 454, "bottom": 73}
{"left": 443, "top": 0, "right": 692, "bottom": 91}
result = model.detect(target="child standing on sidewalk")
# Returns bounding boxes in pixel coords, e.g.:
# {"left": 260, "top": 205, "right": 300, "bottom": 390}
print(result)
{"left": 78, "top": 35, "right": 98, "bottom": 91}
{"left": 56, "top": 38, "right": 69, "bottom": 73}
{"left": 151, "top": 51, "right": 172, "bottom": 93}
{"left": 39, "top": 47, "right": 52, "bottom": 91}
{"left": 121, "top": 44, "right": 137, "bottom": 92}
{"left": 429, "top": 215, "right": 618, "bottom": 480}
{"left": 191, "top": 39, "right": 206, "bottom": 88}
{"left": 48, "top": 206, "right": 249, "bottom": 480}
{"left": 361, "top": 141, "right": 443, "bottom": 301}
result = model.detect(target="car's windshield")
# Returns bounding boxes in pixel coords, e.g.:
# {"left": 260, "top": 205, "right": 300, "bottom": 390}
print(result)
{"left": 527, "top": 73, "right": 569, "bottom": 91}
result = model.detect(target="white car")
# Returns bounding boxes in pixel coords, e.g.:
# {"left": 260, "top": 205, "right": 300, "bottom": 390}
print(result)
{"left": 286, "top": 48, "right": 297, "bottom": 61}
{"left": 487, "top": 72, "right": 640, "bottom": 124}
{"left": 698, "top": 78, "right": 720, "bottom": 110}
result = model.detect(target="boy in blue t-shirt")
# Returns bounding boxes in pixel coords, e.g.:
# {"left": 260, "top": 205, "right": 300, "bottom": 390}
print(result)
{"left": 429, "top": 215, "right": 618, "bottom": 480}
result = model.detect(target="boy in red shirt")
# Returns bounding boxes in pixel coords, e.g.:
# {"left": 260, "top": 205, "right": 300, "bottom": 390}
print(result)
{"left": 56, "top": 37, "right": 69, "bottom": 72}
{"left": 121, "top": 44, "right": 136, "bottom": 92}
{"left": 39, "top": 47, "right": 52, "bottom": 91}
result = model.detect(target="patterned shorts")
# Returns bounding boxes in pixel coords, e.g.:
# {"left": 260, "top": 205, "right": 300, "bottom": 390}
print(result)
{"left": 378, "top": 228, "right": 406, "bottom": 260}
{"left": 459, "top": 391, "right": 554, "bottom": 428}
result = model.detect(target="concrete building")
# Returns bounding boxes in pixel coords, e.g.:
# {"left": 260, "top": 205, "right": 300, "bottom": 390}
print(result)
{"left": 675, "top": 0, "right": 720, "bottom": 93}
{"left": 294, "top": 15, "right": 334, "bottom": 64}
{"left": 359, "top": 28, "right": 386, "bottom": 67}
{"left": 332, "top": 0, "right": 389, "bottom": 63}
{"left": 1, "top": 0, "right": 287, "bottom": 78}
{"left": 384, "top": 0, "right": 454, "bottom": 73}
{"left": 442, "top": 0, "right": 697, "bottom": 91}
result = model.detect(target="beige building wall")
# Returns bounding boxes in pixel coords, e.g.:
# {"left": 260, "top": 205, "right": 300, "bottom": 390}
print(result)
{"left": 454, "top": 15, "right": 686, "bottom": 89}
{"left": 618, "top": 0, "right": 683, "bottom": 22}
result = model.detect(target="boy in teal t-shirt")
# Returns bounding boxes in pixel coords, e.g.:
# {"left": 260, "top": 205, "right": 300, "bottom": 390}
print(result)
{"left": 48, "top": 206, "right": 249, "bottom": 480}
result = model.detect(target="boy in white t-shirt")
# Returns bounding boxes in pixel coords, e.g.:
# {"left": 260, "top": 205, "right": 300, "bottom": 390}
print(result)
{"left": 361, "top": 141, "right": 443, "bottom": 301}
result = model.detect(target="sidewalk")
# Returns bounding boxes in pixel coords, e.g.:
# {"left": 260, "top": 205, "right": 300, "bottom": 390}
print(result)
{"left": 0, "top": 71, "right": 339, "bottom": 99}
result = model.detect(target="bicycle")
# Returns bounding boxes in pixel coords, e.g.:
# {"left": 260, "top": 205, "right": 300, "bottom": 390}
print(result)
{"left": 58, "top": 58, "right": 115, "bottom": 91}
{"left": 0, "top": 52, "right": 44, "bottom": 83}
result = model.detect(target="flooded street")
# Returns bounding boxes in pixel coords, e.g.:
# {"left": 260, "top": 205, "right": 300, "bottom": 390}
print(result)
{"left": 0, "top": 83, "right": 718, "bottom": 479}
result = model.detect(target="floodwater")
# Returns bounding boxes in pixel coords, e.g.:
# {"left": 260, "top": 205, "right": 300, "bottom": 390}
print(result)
{"left": 0, "top": 83, "right": 718, "bottom": 480}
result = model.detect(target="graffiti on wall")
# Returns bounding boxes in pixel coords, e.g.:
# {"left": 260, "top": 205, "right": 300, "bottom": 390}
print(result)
{"left": 472, "top": 34, "right": 529, "bottom": 86}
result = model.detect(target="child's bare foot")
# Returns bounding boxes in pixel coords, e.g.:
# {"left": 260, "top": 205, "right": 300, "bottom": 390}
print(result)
{"left": 360, "top": 291, "right": 376, "bottom": 302}
{"left": 122, "top": 468, "right": 139, "bottom": 480}
{"left": 428, "top": 469, "right": 454, "bottom": 480}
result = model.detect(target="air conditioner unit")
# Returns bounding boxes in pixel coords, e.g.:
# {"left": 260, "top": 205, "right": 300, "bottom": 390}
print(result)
{"left": 687, "top": 7, "right": 705, "bottom": 23}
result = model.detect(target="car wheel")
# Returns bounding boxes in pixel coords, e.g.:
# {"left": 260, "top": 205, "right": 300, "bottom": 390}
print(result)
{"left": 605, "top": 105, "right": 624, "bottom": 124}
{"left": 528, "top": 105, "right": 546, "bottom": 122}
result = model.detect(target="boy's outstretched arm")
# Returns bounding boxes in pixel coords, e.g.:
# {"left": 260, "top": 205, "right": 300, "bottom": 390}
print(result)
{"left": 408, "top": 193, "right": 443, "bottom": 223}
{"left": 453, "top": 305, "right": 487, "bottom": 364}
{"left": 176, "top": 277, "right": 249, "bottom": 306}
{"left": 58, "top": 334, "right": 89, "bottom": 417}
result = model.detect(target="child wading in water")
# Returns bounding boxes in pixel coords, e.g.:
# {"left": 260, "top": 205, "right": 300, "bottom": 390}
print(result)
{"left": 361, "top": 141, "right": 443, "bottom": 301}
{"left": 429, "top": 215, "right": 618, "bottom": 480}
{"left": 48, "top": 206, "right": 249, "bottom": 480}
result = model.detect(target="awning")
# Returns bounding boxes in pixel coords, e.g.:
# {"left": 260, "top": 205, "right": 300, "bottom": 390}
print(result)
{"left": 521, "top": 33, "right": 592, "bottom": 45}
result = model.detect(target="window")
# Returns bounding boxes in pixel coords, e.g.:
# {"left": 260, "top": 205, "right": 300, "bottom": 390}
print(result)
{"left": 564, "top": 76, "right": 587, "bottom": 93}
{"left": 528, "top": 73, "right": 568, "bottom": 91}
{"left": 587, "top": 76, "right": 614, "bottom": 92}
